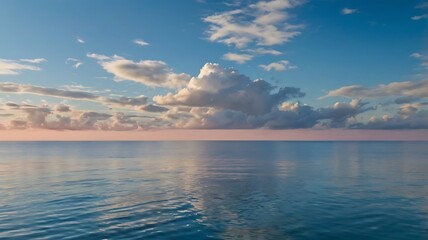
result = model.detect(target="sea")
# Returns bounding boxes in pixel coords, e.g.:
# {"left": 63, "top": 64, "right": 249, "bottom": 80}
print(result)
{"left": 0, "top": 141, "right": 427, "bottom": 239}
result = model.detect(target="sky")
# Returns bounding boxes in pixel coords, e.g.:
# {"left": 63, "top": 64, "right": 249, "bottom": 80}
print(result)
{"left": 0, "top": 0, "right": 428, "bottom": 140}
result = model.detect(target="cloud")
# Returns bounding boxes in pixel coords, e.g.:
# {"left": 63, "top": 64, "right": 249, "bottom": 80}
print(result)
{"left": 55, "top": 104, "right": 71, "bottom": 112}
{"left": 223, "top": 53, "right": 253, "bottom": 64}
{"left": 134, "top": 39, "right": 149, "bottom": 46}
{"left": 139, "top": 104, "right": 169, "bottom": 112}
{"left": 341, "top": 8, "right": 358, "bottom": 15}
{"left": 76, "top": 37, "right": 85, "bottom": 44}
{"left": 411, "top": 52, "right": 423, "bottom": 59}
{"left": 66, "top": 58, "right": 83, "bottom": 68}
{"left": 325, "top": 79, "right": 428, "bottom": 99}
{"left": 203, "top": 0, "right": 304, "bottom": 48}
{"left": 0, "top": 82, "right": 148, "bottom": 108}
{"left": 154, "top": 63, "right": 304, "bottom": 115}
{"left": 410, "top": 52, "right": 428, "bottom": 68}
{"left": 88, "top": 54, "right": 191, "bottom": 88}
{"left": 20, "top": 58, "right": 47, "bottom": 64}
{"left": 158, "top": 99, "right": 372, "bottom": 129}
{"left": 411, "top": 14, "right": 428, "bottom": 20}
{"left": 357, "top": 105, "right": 428, "bottom": 129}
{"left": 245, "top": 48, "right": 282, "bottom": 55}
{"left": 0, "top": 58, "right": 45, "bottom": 75}
{"left": 259, "top": 60, "right": 297, "bottom": 71}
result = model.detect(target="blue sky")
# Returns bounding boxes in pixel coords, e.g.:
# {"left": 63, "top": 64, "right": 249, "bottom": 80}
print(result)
{"left": 0, "top": 0, "right": 427, "bottom": 131}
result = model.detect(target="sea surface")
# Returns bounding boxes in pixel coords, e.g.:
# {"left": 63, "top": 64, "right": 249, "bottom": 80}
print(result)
{"left": 0, "top": 141, "right": 427, "bottom": 239}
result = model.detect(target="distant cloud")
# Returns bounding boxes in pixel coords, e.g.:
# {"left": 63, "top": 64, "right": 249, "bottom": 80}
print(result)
{"left": 259, "top": 60, "right": 297, "bottom": 71}
{"left": 87, "top": 53, "right": 191, "bottom": 88}
{"left": 0, "top": 82, "right": 148, "bottom": 108}
{"left": 325, "top": 79, "right": 428, "bottom": 99}
{"left": 139, "top": 104, "right": 169, "bottom": 112}
{"left": 341, "top": 8, "right": 358, "bottom": 15}
{"left": 416, "top": 2, "right": 428, "bottom": 9}
{"left": 411, "top": 52, "right": 423, "bottom": 59}
{"left": 223, "top": 53, "right": 253, "bottom": 64}
{"left": 134, "top": 39, "right": 149, "bottom": 46}
{"left": 245, "top": 48, "right": 282, "bottom": 56}
{"left": 66, "top": 58, "right": 83, "bottom": 68}
{"left": 411, "top": 14, "right": 428, "bottom": 20}
{"left": 0, "top": 58, "right": 45, "bottom": 75}
{"left": 76, "top": 37, "right": 85, "bottom": 44}
{"left": 203, "top": 0, "right": 305, "bottom": 48}
{"left": 19, "top": 58, "right": 47, "bottom": 64}
{"left": 410, "top": 52, "right": 428, "bottom": 68}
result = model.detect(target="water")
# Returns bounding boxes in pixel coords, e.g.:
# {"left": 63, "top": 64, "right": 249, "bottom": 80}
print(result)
{"left": 0, "top": 141, "right": 427, "bottom": 240}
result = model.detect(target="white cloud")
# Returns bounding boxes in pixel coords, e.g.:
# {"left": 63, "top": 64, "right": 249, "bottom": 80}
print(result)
{"left": 259, "top": 60, "right": 297, "bottom": 71}
{"left": 88, "top": 53, "right": 191, "bottom": 88}
{"left": 341, "top": 8, "right": 358, "bottom": 15}
{"left": 76, "top": 37, "right": 85, "bottom": 44}
{"left": 19, "top": 58, "right": 47, "bottom": 64}
{"left": 203, "top": 0, "right": 304, "bottom": 48}
{"left": 223, "top": 53, "right": 254, "bottom": 64}
{"left": 154, "top": 63, "right": 304, "bottom": 115}
{"left": 134, "top": 39, "right": 149, "bottom": 46}
{"left": 0, "top": 58, "right": 44, "bottom": 75}
{"left": 411, "top": 14, "right": 428, "bottom": 20}
{"left": 66, "top": 58, "right": 83, "bottom": 68}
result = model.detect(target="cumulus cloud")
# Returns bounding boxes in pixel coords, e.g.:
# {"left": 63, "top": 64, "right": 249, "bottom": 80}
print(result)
{"left": 325, "top": 79, "right": 428, "bottom": 99}
{"left": 88, "top": 54, "right": 191, "bottom": 88}
{"left": 360, "top": 106, "right": 428, "bottom": 129}
{"left": 134, "top": 39, "right": 149, "bottom": 46}
{"left": 223, "top": 53, "right": 253, "bottom": 64}
{"left": 154, "top": 63, "right": 304, "bottom": 115}
{"left": 0, "top": 58, "right": 45, "bottom": 75}
{"left": 259, "top": 60, "right": 297, "bottom": 71}
{"left": 0, "top": 82, "right": 147, "bottom": 108}
{"left": 203, "top": 0, "right": 304, "bottom": 48}
{"left": 341, "top": 8, "right": 358, "bottom": 15}
{"left": 2, "top": 102, "right": 156, "bottom": 130}
{"left": 157, "top": 98, "right": 372, "bottom": 129}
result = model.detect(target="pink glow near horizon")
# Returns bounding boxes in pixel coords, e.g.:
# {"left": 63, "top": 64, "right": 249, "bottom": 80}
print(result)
{"left": 0, "top": 129, "right": 427, "bottom": 141}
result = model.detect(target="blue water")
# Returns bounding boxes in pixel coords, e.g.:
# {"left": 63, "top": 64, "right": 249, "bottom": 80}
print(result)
{"left": 0, "top": 141, "right": 427, "bottom": 239}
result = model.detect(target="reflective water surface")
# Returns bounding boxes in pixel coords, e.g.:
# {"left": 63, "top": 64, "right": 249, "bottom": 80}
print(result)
{"left": 0, "top": 141, "right": 427, "bottom": 239}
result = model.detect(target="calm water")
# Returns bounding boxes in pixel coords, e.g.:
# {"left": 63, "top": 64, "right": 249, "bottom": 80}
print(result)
{"left": 0, "top": 141, "right": 427, "bottom": 240}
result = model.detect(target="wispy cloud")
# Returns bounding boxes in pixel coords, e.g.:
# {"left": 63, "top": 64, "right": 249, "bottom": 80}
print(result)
{"left": 223, "top": 53, "right": 253, "bottom": 64}
{"left": 411, "top": 14, "right": 428, "bottom": 20}
{"left": 259, "top": 60, "right": 297, "bottom": 71}
{"left": 0, "top": 82, "right": 148, "bottom": 108}
{"left": 19, "top": 58, "right": 47, "bottom": 64}
{"left": 76, "top": 37, "right": 85, "bottom": 44}
{"left": 66, "top": 58, "right": 83, "bottom": 68}
{"left": 325, "top": 79, "right": 428, "bottom": 99}
{"left": 0, "top": 58, "right": 45, "bottom": 75}
{"left": 341, "top": 8, "right": 358, "bottom": 15}
{"left": 133, "top": 39, "right": 149, "bottom": 46}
